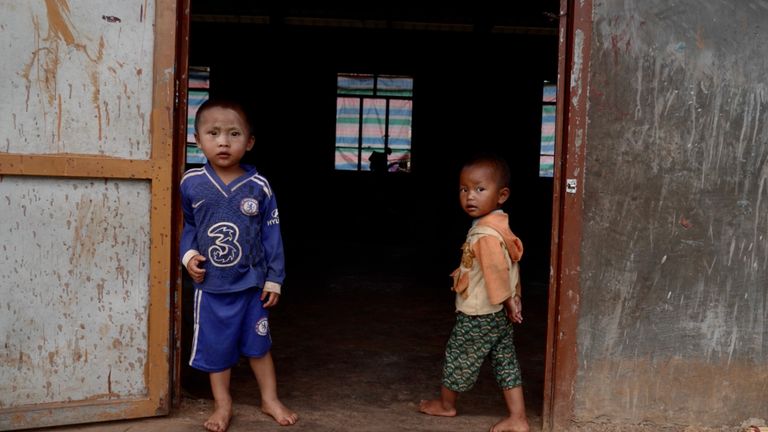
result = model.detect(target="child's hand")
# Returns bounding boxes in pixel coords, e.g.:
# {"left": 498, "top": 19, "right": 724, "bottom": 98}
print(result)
{"left": 510, "top": 295, "right": 523, "bottom": 323}
{"left": 504, "top": 295, "right": 523, "bottom": 324}
{"left": 186, "top": 254, "right": 206, "bottom": 283}
{"left": 261, "top": 290, "right": 280, "bottom": 308}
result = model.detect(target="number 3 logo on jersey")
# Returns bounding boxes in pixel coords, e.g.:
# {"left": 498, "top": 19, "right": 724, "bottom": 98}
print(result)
{"left": 207, "top": 222, "right": 242, "bottom": 267}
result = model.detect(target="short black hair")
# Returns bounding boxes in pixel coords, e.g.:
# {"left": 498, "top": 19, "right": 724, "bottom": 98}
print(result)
{"left": 194, "top": 98, "right": 253, "bottom": 136}
{"left": 461, "top": 152, "right": 511, "bottom": 188}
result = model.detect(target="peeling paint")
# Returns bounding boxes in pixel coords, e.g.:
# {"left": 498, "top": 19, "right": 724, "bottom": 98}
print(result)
{"left": 570, "top": 29, "right": 584, "bottom": 108}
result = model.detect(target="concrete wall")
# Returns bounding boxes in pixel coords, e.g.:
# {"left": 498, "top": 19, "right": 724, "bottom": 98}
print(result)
{"left": 576, "top": 0, "right": 768, "bottom": 427}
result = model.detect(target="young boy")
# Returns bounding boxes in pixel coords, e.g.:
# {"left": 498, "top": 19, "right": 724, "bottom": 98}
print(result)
{"left": 419, "top": 154, "right": 529, "bottom": 432}
{"left": 180, "top": 99, "right": 298, "bottom": 431}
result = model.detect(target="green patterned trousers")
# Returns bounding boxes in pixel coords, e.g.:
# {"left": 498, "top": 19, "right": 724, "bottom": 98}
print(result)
{"left": 442, "top": 310, "right": 522, "bottom": 392}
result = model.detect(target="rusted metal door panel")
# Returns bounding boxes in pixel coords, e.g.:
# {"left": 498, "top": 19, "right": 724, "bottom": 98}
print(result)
{"left": 543, "top": 0, "right": 592, "bottom": 430}
{"left": 170, "top": 0, "right": 192, "bottom": 408}
{"left": 0, "top": 0, "right": 176, "bottom": 429}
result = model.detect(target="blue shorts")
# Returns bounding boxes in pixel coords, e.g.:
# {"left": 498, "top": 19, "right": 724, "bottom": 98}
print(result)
{"left": 189, "top": 286, "right": 272, "bottom": 372}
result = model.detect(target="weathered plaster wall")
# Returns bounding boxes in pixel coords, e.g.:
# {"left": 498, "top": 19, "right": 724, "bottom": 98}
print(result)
{"left": 576, "top": 0, "right": 768, "bottom": 427}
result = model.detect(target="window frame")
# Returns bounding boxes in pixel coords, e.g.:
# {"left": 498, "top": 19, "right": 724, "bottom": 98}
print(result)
{"left": 334, "top": 73, "right": 414, "bottom": 173}
{"left": 539, "top": 81, "right": 557, "bottom": 178}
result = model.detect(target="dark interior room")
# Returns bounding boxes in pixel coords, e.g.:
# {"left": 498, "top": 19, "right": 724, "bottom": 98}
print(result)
{"left": 181, "top": 3, "right": 560, "bottom": 430}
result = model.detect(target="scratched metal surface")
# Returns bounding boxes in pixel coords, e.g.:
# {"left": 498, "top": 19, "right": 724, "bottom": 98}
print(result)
{"left": 573, "top": 0, "right": 768, "bottom": 427}
{"left": 0, "top": 1, "right": 155, "bottom": 158}
{"left": 0, "top": 176, "right": 151, "bottom": 407}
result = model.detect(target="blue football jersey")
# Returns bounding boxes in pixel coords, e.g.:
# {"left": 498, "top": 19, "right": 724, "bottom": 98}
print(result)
{"left": 180, "top": 163, "right": 285, "bottom": 293}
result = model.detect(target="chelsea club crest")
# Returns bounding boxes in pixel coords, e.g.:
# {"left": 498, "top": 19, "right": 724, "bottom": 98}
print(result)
{"left": 256, "top": 317, "right": 270, "bottom": 336}
{"left": 240, "top": 198, "right": 259, "bottom": 216}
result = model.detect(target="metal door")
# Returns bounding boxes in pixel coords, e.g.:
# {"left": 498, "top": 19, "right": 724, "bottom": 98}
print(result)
{"left": 542, "top": 0, "right": 592, "bottom": 430}
{"left": 0, "top": 0, "right": 176, "bottom": 429}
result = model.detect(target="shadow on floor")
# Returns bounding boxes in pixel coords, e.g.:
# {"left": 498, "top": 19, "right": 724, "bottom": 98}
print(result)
{"left": 179, "top": 244, "right": 549, "bottom": 431}
{"left": 43, "top": 244, "right": 549, "bottom": 432}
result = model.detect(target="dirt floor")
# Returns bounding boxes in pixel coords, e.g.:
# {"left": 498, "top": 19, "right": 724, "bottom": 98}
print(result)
{"left": 38, "top": 243, "right": 549, "bottom": 432}
{"left": 33, "top": 248, "right": 759, "bottom": 432}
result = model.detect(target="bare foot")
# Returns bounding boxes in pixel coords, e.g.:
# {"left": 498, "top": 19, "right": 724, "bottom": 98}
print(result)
{"left": 418, "top": 399, "right": 457, "bottom": 417}
{"left": 203, "top": 405, "right": 232, "bottom": 432}
{"left": 489, "top": 416, "right": 529, "bottom": 432}
{"left": 261, "top": 399, "right": 298, "bottom": 426}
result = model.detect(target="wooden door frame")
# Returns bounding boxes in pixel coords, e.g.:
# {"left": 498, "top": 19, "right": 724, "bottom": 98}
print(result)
{"left": 0, "top": 0, "right": 177, "bottom": 427}
{"left": 542, "top": 0, "right": 592, "bottom": 430}
{"left": 170, "top": 0, "right": 192, "bottom": 408}
{"left": 166, "top": 2, "right": 596, "bottom": 428}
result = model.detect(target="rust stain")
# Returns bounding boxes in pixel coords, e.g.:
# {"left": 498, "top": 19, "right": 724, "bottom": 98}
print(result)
{"left": 83, "top": 390, "right": 120, "bottom": 401}
{"left": 25, "top": 4, "right": 112, "bottom": 143}
{"left": 73, "top": 333, "right": 83, "bottom": 362}
{"left": 140, "top": 1, "right": 147, "bottom": 23}
{"left": 21, "top": 2, "right": 75, "bottom": 111}
{"left": 96, "top": 103, "right": 103, "bottom": 141}
{"left": 96, "top": 279, "right": 105, "bottom": 303}
{"left": 104, "top": 100, "right": 111, "bottom": 127}
{"left": 136, "top": 104, "right": 145, "bottom": 130}
{"left": 89, "top": 36, "right": 106, "bottom": 142}
{"left": 44, "top": 0, "right": 76, "bottom": 46}
{"left": 696, "top": 27, "right": 705, "bottom": 49}
{"left": 57, "top": 93, "right": 62, "bottom": 144}
{"left": 116, "top": 263, "right": 127, "bottom": 286}
{"left": 107, "top": 366, "right": 112, "bottom": 398}
{"left": 13, "top": 351, "right": 33, "bottom": 371}
{"left": 71, "top": 195, "right": 103, "bottom": 272}
{"left": 680, "top": 215, "right": 693, "bottom": 229}
{"left": 610, "top": 33, "right": 620, "bottom": 66}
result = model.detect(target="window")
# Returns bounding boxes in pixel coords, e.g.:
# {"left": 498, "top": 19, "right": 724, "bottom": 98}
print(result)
{"left": 539, "top": 82, "right": 556, "bottom": 177}
{"left": 334, "top": 73, "right": 413, "bottom": 172}
{"left": 186, "top": 66, "right": 210, "bottom": 165}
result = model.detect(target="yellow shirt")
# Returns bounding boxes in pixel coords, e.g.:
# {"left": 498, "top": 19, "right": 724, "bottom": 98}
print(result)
{"left": 451, "top": 211, "right": 523, "bottom": 315}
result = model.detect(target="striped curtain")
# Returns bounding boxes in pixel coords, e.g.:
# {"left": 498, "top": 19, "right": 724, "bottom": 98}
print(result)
{"left": 186, "top": 67, "right": 210, "bottom": 165}
{"left": 539, "top": 84, "right": 556, "bottom": 177}
{"left": 335, "top": 97, "right": 361, "bottom": 170}
{"left": 335, "top": 74, "right": 413, "bottom": 172}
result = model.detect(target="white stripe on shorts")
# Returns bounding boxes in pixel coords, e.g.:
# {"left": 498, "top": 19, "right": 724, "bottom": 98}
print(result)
{"left": 189, "top": 288, "right": 203, "bottom": 366}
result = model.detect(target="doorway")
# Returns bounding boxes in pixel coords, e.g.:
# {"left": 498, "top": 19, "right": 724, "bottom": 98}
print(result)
{"left": 175, "top": 3, "right": 562, "bottom": 430}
